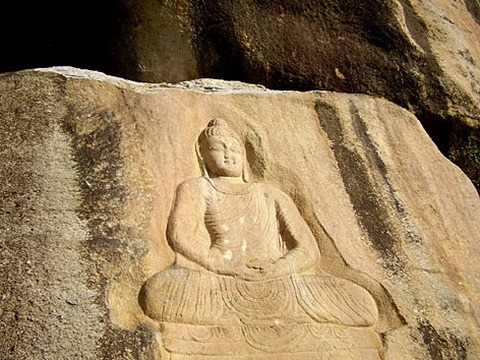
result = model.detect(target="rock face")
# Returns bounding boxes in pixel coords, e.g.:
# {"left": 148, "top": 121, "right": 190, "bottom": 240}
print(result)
{"left": 0, "top": 68, "right": 479, "bottom": 359}
{"left": 1, "top": 1, "right": 479, "bottom": 189}
{"left": 106, "top": 0, "right": 480, "bottom": 191}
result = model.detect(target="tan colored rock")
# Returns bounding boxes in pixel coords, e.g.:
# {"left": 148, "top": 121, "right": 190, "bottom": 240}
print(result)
{"left": 107, "top": 0, "right": 480, "bottom": 191}
{"left": 0, "top": 67, "right": 479, "bottom": 359}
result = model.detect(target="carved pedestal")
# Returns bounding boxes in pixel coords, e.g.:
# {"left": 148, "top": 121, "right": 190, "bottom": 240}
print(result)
{"left": 161, "top": 323, "right": 381, "bottom": 360}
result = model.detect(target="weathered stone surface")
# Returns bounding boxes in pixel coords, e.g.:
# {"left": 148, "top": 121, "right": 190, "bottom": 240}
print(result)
{"left": 0, "top": 67, "right": 479, "bottom": 359}
{"left": 106, "top": 0, "right": 480, "bottom": 191}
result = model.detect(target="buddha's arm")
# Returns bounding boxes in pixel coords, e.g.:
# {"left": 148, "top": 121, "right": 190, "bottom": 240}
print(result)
{"left": 272, "top": 187, "right": 320, "bottom": 275}
{"left": 166, "top": 178, "right": 236, "bottom": 275}
{"left": 167, "top": 178, "right": 214, "bottom": 270}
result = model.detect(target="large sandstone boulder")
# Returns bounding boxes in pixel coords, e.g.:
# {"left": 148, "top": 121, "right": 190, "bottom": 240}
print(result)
{"left": 0, "top": 67, "right": 479, "bottom": 359}
{"left": 106, "top": 0, "right": 480, "bottom": 191}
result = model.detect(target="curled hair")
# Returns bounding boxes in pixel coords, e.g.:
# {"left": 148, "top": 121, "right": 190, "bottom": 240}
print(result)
{"left": 198, "top": 118, "right": 241, "bottom": 144}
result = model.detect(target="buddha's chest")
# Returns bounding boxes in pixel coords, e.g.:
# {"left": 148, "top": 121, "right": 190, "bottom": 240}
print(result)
{"left": 205, "top": 190, "right": 281, "bottom": 255}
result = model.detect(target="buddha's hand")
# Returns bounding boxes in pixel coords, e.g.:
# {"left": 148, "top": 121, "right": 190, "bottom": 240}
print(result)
{"left": 260, "top": 258, "right": 293, "bottom": 281}
{"left": 214, "top": 256, "right": 269, "bottom": 281}
{"left": 240, "top": 263, "right": 269, "bottom": 281}
{"left": 238, "top": 258, "right": 289, "bottom": 281}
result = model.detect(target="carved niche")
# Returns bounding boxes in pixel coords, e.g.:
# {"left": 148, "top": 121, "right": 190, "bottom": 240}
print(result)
{"left": 140, "top": 119, "right": 382, "bottom": 360}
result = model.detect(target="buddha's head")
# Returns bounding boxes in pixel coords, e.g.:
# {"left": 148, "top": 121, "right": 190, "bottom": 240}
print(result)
{"left": 197, "top": 119, "right": 247, "bottom": 180}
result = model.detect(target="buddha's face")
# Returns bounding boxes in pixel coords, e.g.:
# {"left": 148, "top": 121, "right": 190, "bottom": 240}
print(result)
{"left": 201, "top": 135, "right": 243, "bottom": 178}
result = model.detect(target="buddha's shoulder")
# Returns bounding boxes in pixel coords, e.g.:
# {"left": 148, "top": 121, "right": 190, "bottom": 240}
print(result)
{"left": 255, "top": 182, "right": 291, "bottom": 201}
{"left": 175, "top": 177, "right": 211, "bottom": 193}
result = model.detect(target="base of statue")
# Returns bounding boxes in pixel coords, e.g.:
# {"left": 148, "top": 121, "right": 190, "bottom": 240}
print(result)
{"left": 159, "top": 323, "right": 382, "bottom": 360}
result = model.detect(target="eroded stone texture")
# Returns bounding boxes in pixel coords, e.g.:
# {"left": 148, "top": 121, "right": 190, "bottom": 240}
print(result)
{"left": 106, "top": 0, "right": 480, "bottom": 191}
{"left": 0, "top": 68, "right": 479, "bottom": 359}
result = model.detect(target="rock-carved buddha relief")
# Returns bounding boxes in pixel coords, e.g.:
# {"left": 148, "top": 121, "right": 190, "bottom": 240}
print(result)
{"left": 140, "top": 119, "right": 382, "bottom": 359}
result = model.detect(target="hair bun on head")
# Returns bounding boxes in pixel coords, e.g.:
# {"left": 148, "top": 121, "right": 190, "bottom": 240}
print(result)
{"left": 201, "top": 118, "right": 240, "bottom": 142}
{"left": 207, "top": 118, "right": 228, "bottom": 128}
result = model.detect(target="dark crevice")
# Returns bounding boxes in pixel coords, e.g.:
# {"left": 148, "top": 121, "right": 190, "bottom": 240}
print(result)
{"left": 465, "top": 0, "right": 480, "bottom": 25}
{"left": 448, "top": 120, "right": 480, "bottom": 191}
{"left": 417, "top": 110, "right": 453, "bottom": 154}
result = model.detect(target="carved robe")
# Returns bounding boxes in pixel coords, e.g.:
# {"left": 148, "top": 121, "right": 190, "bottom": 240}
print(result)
{"left": 142, "top": 178, "right": 378, "bottom": 328}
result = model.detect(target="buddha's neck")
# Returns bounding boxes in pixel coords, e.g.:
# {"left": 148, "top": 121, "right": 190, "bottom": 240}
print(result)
{"left": 212, "top": 176, "right": 244, "bottom": 184}
{"left": 208, "top": 176, "right": 250, "bottom": 194}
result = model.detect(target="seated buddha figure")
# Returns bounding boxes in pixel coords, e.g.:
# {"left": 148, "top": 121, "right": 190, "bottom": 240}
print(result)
{"left": 140, "top": 119, "right": 381, "bottom": 359}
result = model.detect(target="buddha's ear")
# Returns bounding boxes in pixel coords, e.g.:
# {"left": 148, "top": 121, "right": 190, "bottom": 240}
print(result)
{"left": 195, "top": 139, "right": 209, "bottom": 177}
{"left": 242, "top": 147, "right": 251, "bottom": 183}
